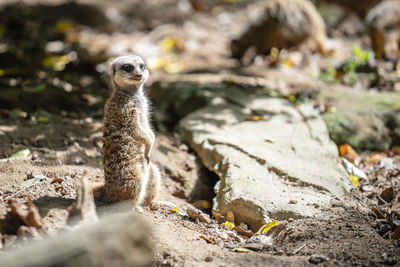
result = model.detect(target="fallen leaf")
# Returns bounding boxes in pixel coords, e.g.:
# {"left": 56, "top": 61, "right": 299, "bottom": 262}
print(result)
{"left": 170, "top": 207, "right": 179, "bottom": 214}
{"left": 380, "top": 187, "right": 395, "bottom": 203}
{"left": 42, "top": 55, "right": 71, "bottom": 71}
{"left": 287, "top": 94, "right": 296, "bottom": 103}
{"left": 55, "top": 20, "right": 76, "bottom": 34}
{"left": 226, "top": 211, "right": 234, "bottom": 223}
{"left": 391, "top": 146, "right": 400, "bottom": 156}
{"left": 11, "top": 148, "right": 31, "bottom": 158}
{"left": 224, "top": 221, "right": 235, "bottom": 230}
{"left": 193, "top": 200, "right": 211, "bottom": 210}
{"left": 256, "top": 221, "right": 279, "bottom": 235}
{"left": 161, "top": 36, "right": 184, "bottom": 52}
{"left": 199, "top": 235, "right": 214, "bottom": 244}
{"left": 10, "top": 109, "right": 28, "bottom": 118}
{"left": 264, "top": 137, "right": 276, "bottom": 143}
{"left": 339, "top": 144, "right": 359, "bottom": 162}
{"left": 214, "top": 212, "right": 225, "bottom": 224}
{"left": 368, "top": 153, "right": 386, "bottom": 166}
{"left": 235, "top": 225, "right": 254, "bottom": 238}
{"left": 350, "top": 176, "right": 359, "bottom": 188}
{"left": 245, "top": 115, "right": 266, "bottom": 121}
{"left": 38, "top": 116, "right": 49, "bottom": 123}
{"left": 1, "top": 109, "right": 9, "bottom": 117}
{"left": 51, "top": 178, "right": 64, "bottom": 184}
{"left": 283, "top": 60, "right": 293, "bottom": 68}
{"left": 233, "top": 247, "right": 252, "bottom": 253}
{"left": 393, "top": 226, "right": 400, "bottom": 240}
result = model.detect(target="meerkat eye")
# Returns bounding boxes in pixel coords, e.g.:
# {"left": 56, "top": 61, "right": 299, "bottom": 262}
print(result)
{"left": 121, "top": 64, "right": 134, "bottom": 72}
{"left": 139, "top": 63, "right": 146, "bottom": 70}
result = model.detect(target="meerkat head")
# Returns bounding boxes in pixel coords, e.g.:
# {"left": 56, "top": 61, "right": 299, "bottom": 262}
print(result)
{"left": 110, "top": 55, "right": 149, "bottom": 90}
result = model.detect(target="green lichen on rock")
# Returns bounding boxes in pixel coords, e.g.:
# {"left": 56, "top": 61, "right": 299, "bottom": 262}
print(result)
{"left": 319, "top": 89, "right": 400, "bottom": 151}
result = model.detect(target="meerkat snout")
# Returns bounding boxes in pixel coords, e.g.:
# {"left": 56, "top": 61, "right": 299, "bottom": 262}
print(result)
{"left": 110, "top": 55, "right": 149, "bottom": 90}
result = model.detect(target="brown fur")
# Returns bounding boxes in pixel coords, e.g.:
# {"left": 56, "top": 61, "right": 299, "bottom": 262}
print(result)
{"left": 102, "top": 55, "right": 160, "bottom": 210}
{"left": 231, "top": 0, "right": 328, "bottom": 61}
{"left": 365, "top": 0, "right": 400, "bottom": 69}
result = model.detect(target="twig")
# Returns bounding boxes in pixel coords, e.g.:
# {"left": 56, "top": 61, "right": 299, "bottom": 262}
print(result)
{"left": 377, "top": 194, "right": 388, "bottom": 205}
{"left": 3, "top": 176, "right": 45, "bottom": 201}
{"left": 293, "top": 243, "right": 307, "bottom": 254}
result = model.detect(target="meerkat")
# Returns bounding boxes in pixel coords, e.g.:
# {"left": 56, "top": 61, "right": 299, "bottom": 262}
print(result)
{"left": 102, "top": 55, "right": 160, "bottom": 211}
{"left": 231, "top": 0, "right": 328, "bottom": 62}
{"left": 365, "top": 0, "right": 400, "bottom": 70}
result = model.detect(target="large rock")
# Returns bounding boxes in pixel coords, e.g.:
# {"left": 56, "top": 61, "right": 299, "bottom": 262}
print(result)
{"left": 178, "top": 91, "right": 352, "bottom": 230}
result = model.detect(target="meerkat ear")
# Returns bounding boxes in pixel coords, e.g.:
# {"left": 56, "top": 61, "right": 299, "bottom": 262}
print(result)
{"left": 112, "top": 66, "right": 116, "bottom": 76}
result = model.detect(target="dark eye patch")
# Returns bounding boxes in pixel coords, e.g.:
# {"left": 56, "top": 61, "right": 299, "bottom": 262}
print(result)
{"left": 139, "top": 63, "right": 146, "bottom": 70}
{"left": 121, "top": 64, "right": 134, "bottom": 72}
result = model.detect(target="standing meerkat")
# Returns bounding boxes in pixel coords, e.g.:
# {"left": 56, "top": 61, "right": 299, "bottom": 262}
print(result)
{"left": 102, "top": 55, "right": 160, "bottom": 211}
{"left": 365, "top": 0, "right": 400, "bottom": 70}
{"left": 231, "top": 0, "right": 328, "bottom": 61}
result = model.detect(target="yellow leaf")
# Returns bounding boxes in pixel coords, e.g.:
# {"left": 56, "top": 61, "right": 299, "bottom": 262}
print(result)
{"left": 11, "top": 148, "right": 31, "bottom": 158}
{"left": 287, "top": 94, "right": 296, "bottom": 102}
{"left": 10, "top": 109, "right": 27, "bottom": 118}
{"left": 170, "top": 207, "right": 178, "bottom": 213}
{"left": 55, "top": 20, "right": 76, "bottom": 34}
{"left": 224, "top": 221, "right": 235, "bottom": 230}
{"left": 350, "top": 176, "right": 359, "bottom": 188}
{"left": 0, "top": 68, "right": 25, "bottom": 77}
{"left": 256, "top": 221, "right": 279, "bottom": 235}
{"left": 193, "top": 200, "right": 211, "bottom": 210}
{"left": 38, "top": 116, "right": 49, "bottom": 123}
{"left": 161, "top": 37, "right": 183, "bottom": 52}
{"left": 270, "top": 47, "right": 279, "bottom": 58}
{"left": 283, "top": 60, "right": 293, "bottom": 68}
{"left": 233, "top": 247, "right": 252, "bottom": 253}
{"left": 42, "top": 55, "right": 71, "bottom": 71}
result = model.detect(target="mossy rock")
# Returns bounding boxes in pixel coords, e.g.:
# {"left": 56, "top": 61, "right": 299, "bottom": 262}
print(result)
{"left": 319, "top": 89, "right": 400, "bottom": 151}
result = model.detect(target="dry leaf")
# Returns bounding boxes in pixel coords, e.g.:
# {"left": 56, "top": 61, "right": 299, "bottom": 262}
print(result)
{"left": 233, "top": 247, "right": 252, "bottom": 253}
{"left": 199, "top": 235, "right": 214, "bottom": 244}
{"left": 393, "top": 226, "right": 400, "bottom": 240}
{"left": 51, "top": 178, "right": 64, "bottom": 184}
{"left": 264, "top": 137, "right": 276, "bottom": 143}
{"left": 339, "top": 144, "right": 359, "bottom": 163}
{"left": 368, "top": 153, "right": 386, "bottom": 166}
{"left": 214, "top": 213, "right": 225, "bottom": 224}
{"left": 235, "top": 225, "right": 254, "bottom": 238}
{"left": 391, "top": 146, "right": 400, "bottom": 156}
{"left": 380, "top": 187, "right": 395, "bottom": 203}
{"left": 226, "top": 211, "right": 234, "bottom": 223}
{"left": 245, "top": 115, "right": 266, "bottom": 121}
{"left": 193, "top": 200, "right": 211, "bottom": 210}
